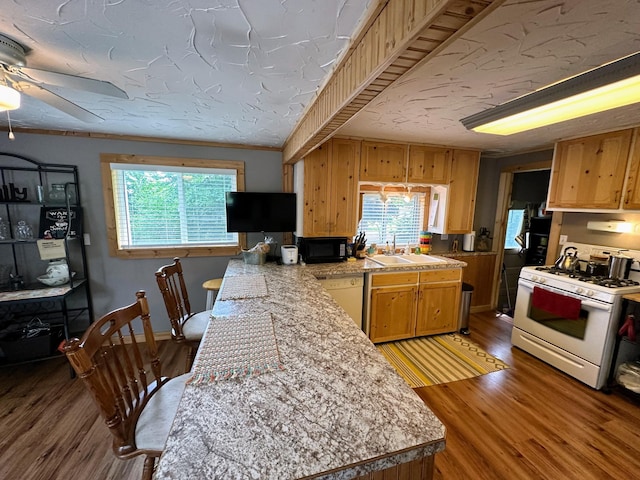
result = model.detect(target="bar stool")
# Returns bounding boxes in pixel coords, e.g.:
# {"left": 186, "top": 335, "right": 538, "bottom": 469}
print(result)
{"left": 202, "top": 278, "right": 223, "bottom": 311}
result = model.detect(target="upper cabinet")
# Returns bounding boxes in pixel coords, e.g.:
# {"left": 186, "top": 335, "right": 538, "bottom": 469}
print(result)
{"left": 298, "top": 138, "right": 360, "bottom": 238}
{"left": 547, "top": 128, "right": 636, "bottom": 210}
{"left": 359, "top": 142, "right": 407, "bottom": 182}
{"left": 427, "top": 149, "right": 479, "bottom": 234}
{"left": 624, "top": 129, "right": 640, "bottom": 209}
{"left": 407, "top": 145, "right": 451, "bottom": 184}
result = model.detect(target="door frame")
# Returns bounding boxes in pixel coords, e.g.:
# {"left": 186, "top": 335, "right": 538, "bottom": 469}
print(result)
{"left": 490, "top": 160, "right": 555, "bottom": 310}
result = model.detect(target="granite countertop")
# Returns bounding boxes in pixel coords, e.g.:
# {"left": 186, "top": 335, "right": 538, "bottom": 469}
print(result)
{"left": 154, "top": 260, "right": 446, "bottom": 479}
{"left": 304, "top": 254, "right": 466, "bottom": 278}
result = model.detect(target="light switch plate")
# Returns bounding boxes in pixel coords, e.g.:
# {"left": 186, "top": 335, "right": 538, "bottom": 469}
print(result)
{"left": 559, "top": 235, "right": 568, "bottom": 245}
{"left": 83, "top": 233, "right": 91, "bottom": 245}
{"left": 441, "top": 234, "right": 449, "bottom": 240}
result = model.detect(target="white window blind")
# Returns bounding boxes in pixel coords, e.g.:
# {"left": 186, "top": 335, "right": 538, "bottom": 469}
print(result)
{"left": 110, "top": 164, "right": 238, "bottom": 248}
{"left": 358, "top": 193, "right": 425, "bottom": 247}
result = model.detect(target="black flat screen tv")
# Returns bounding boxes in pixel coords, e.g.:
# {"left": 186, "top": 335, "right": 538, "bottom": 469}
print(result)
{"left": 225, "top": 192, "right": 296, "bottom": 233}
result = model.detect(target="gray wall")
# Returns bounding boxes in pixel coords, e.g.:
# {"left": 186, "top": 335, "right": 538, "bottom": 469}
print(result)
{"left": 0, "top": 132, "right": 283, "bottom": 332}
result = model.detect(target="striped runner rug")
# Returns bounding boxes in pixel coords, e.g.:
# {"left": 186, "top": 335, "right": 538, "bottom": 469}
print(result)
{"left": 376, "top": 333, "right": 509, "bottom": 388}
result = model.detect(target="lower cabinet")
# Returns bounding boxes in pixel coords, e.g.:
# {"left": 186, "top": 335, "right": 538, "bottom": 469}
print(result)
{"left": 368, "top": 269, "right": 461, "bottom": 343}
{"left": 416, "top": 270, "right": 462, "bottom": 336}
{"left": 443, "top": 253, "right": 497, "bottom": 312}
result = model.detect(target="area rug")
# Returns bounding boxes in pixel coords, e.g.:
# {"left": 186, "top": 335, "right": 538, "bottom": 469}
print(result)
{"left": 376, "top": 333, "right": 509, "bottom": 388}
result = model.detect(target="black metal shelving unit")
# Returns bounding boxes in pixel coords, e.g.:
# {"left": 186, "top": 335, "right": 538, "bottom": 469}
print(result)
{"left": 0, "top": 153, "right": 93, "bottom": 367}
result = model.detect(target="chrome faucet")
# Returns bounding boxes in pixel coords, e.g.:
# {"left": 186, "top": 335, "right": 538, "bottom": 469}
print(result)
{"left": 385, "top": 235, "right": 396, "bottom": 255}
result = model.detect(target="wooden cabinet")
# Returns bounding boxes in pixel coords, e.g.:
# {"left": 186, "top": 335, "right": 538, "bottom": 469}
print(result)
{"left": 623, "top": 128, "right": 640, "bottom": 209}
{"left": 445, "top": 149, "right": 480, "bottom": 233}
{"left": 415, "top": 269, "right": 461, "bottom": 336}
{"left": 443, "top": 253, "right": 496, "bottom": 312}
{"left": 367, "top": 269, "right": 461, "bottom": 343}
{"left": 359, "top": 141, "right": 407, "bottom": 182}
{"left": 407, "top": 145, "right": 451, "bottom": 184}
{"left": 369, "top": 272, "right": 418, "bottom": 343}
{"left": 299, "top": 138, "right": 360, "bottom": 237}
{"left": 548, "top": 129, "right": 632, "bottom": 209}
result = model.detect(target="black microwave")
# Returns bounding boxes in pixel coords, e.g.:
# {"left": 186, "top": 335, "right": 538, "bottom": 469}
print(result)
{"left": 297, "top": 237, "right": 348, "bottom": 264}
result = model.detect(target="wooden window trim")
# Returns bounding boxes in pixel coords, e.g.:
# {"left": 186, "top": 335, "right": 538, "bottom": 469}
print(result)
{"left": 100, "top": 153, "right": 246, "bottom": 259}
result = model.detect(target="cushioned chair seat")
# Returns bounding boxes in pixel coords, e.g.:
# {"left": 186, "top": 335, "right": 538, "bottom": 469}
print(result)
{"left": 182, "top": 311, "right": 210, "bottom": 342}
{"left": 135, "top": 373, "right": 191, "bottom": 451}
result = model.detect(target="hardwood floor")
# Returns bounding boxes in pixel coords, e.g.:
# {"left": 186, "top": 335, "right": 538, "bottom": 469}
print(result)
{"left": 1, "top": 312, "right": 639, "bottom": 479}
{"left": 418, "top": 312, "right": 640, "bottom": 480}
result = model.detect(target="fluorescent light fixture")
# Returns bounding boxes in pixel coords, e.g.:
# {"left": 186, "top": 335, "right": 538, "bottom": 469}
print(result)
{"left": 460, "top": 52, "right": 640, "bottom": 135}
{"left": 0, "top": 84, "right": 20, "bottom": 111}
{"left": 587, "top": 220, "right": 634, "bottom": 233}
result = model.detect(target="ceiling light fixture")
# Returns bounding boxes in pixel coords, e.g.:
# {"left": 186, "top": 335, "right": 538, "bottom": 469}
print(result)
{"left": 460, "top": 52, "right": 640, "bottom": 135}
{"left": 0, "top": 84, "right": 20, "bottom": 111}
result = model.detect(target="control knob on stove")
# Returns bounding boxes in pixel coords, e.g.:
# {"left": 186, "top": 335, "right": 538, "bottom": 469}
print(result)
{"left": 576, "top": 287, "right": 585, "bottom": 295}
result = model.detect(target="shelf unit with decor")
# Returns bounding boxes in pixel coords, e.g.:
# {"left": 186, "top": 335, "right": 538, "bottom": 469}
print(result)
{"left": 0, "top": 152, "right": 93, "bottom": 368}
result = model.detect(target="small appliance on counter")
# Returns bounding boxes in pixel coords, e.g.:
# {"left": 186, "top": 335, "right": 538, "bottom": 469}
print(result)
{"left": 462, "top": 231, "right": 475, "bottom": 252}
{"left": 281, "top": 245, "right": 298, "bottom": 265}
{"left": 296, "top": 237, "right": 348, "bottom": 264}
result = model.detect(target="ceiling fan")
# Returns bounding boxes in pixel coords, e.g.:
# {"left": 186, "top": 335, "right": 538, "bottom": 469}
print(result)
{"left": 0, "top": 33, "right": 128, "bottom": 123}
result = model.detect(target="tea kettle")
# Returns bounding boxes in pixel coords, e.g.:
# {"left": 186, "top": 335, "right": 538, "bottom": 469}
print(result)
{"left": 554, "top": 246, "right": 579, "bottom": 271}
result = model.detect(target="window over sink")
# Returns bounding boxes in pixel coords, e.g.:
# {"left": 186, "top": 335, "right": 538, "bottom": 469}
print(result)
{"left": 358, "top": 192, "right": 426, "bottom": 247}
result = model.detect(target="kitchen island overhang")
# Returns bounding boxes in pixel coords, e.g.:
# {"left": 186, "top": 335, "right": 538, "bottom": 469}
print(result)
{"left": 155, "top": 259, "right": 447, "bottom": 479}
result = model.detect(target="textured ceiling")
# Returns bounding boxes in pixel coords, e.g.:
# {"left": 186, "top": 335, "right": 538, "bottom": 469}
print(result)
{"left": 1, "top": 0, "right": 640, "bottom": 156}
{"left": 0, "top": 0, "right": 374, "bottom": 147}
{"left": 339, "top": 0, "right": 640, "bottom": 155}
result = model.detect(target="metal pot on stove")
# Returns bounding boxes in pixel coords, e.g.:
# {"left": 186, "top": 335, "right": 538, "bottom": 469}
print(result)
{"left": 608, "top": 250, "right": 634, "bottom": 279}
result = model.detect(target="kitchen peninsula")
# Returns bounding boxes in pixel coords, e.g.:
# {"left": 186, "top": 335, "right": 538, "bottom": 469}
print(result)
{"left": 154, "top": 258, "right": 460, "bottom": 479}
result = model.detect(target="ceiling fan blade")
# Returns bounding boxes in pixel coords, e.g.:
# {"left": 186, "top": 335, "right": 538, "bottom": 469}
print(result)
{"left": 17, "top": 66, "right": 128, "bottom": 99}
{"left": 14, "top": 81, "right": 104, "bottom": 123}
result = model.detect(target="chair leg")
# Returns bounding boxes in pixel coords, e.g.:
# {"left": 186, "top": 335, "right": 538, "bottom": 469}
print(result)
{"left": 185, "top": 345, "right": 197, "bottom": 372}
{"left": 142, "top": 456, "right": 156, "bottom": 480}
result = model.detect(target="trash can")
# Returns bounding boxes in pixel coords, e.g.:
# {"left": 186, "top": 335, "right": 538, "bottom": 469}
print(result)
{"left": 458, "top": 282, "right": 474, "bottom": 335}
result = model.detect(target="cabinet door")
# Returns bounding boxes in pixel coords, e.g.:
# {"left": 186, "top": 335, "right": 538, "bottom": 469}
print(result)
{"left": 456, "top": 254, "right": 496, "bottom": 310}
{"left": 623, "top": 128, "right": 640, "bottom": 209}
{"left": 369, "top": 285, "right": 417, "bottom": 343}
{"left": 329, "top": 138, "right": 360, "bottom": 237}
{"left": 407, "top": 145, "right": 451, "bottom": 184}
{"left": 360, "top": 142, "right": 407, "bottom": 182}
{"left": 446, "top": 149, "right": 479, "bottom": 233}
{"left": 302, "top": 144, "right": 332, "bottom": 237}
{"left": 548, "top": 129, "right": 632, "bottom": 209}
{"left": 415, "top": 282, "right": 460, "bottom": 336}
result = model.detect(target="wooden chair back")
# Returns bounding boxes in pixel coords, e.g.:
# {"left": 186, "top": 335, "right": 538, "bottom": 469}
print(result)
{"left": 155, "top": 257, "right": 193, "bottom": 342}
{"left": 64, "top": 291, "right": 167, "bottom": 459}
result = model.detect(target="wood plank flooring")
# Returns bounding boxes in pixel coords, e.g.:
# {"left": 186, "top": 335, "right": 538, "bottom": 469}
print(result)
{"left": 1, "top": 312, "right": 639, "bottom": 479}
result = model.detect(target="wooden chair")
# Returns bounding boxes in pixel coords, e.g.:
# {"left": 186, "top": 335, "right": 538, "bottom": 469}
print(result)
{"left": 155, "top": 257, "right": 210, "bottom": 371}
{"left": 64, "top": 291, "right": 189, "bottom": 480}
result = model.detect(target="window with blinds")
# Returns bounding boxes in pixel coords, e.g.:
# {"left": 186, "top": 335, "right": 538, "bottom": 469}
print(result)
{"left": 358, "top": 193, "right": 426, "bottom": 246}
{"left": 101, "top": 154, "right": 245, "bottom": 258}
{"left": 110, "top": 164, "right": 238, "bottom": 248}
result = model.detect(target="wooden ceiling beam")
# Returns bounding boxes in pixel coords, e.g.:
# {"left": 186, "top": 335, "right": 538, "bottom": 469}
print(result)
{"left": 282, "top": 0, "right": 505, "bottom": 164}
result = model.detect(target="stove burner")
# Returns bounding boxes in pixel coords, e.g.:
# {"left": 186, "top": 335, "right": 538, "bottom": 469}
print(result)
{"left": 533, "top": 266, "right": 639, "bottom": 288}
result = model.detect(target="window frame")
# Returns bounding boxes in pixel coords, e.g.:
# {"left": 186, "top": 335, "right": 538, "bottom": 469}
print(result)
{"left": 100, "top": 153, "right": 246, "bottom": 259}
{"left": 358, "top": 184, "right": 430, "bottom": 245}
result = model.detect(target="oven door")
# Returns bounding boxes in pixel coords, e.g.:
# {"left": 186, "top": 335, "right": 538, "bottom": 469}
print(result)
{"left": 513, "top": 278, "right": 614, "bottom": 365}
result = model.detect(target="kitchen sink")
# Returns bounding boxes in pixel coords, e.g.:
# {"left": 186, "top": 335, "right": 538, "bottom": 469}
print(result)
{"left": 369, "top": 254, "right": 448, "bottom": 266}
{"left": 402, "top": 254, "right": 448, "bottom": 264}
{"left": 369, "top": 255, "right": 413, "bottom": 265}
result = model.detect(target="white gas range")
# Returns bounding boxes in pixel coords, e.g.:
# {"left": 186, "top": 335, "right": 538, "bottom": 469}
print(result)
{"left": 511, "top": 245, "right": 640, "bottom": 390}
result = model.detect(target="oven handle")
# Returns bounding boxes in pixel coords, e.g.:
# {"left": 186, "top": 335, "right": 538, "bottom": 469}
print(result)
{"left": 518, "top": 279, "right": 612, "bottom": 313}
